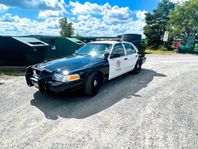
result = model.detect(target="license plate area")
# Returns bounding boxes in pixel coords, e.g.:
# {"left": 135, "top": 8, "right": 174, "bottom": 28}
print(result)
{"left": 33, "top": 82, "right": 39, "bottom": 88}
{"left": 30, "top": 77, "right": 39, "bottom": 88}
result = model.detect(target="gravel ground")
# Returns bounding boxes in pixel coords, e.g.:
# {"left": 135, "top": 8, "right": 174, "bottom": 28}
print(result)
{"left": 0, "top": 54, "right": 198, "bottom": 149}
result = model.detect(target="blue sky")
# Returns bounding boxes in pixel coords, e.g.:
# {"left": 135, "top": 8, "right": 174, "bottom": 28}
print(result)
{"left": 0, "top": 0, "right": 179, "bottom": 37}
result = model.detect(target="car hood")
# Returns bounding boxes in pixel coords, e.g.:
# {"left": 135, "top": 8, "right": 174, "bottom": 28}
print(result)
{"left": 35, "top": 55, "right": 104, "bottom": 73}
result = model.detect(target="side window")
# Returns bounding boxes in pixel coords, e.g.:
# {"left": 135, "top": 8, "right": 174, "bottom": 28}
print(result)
{"left": 124, "top": 43, "right": 136, "bottom": 55}
{"left": 110, "top": 43, "right": 125, "bottom": 58}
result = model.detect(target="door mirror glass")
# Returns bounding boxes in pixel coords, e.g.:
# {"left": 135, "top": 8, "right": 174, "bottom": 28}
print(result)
{"left": 104, "top": 52, "right": 110, "bottom": 59}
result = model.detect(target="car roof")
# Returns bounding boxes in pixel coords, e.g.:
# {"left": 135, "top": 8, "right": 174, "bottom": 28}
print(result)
{"left": 90, "top": 41, "right": 120, "bottom": 44}
{"left": 90, "top": 40, "right": 132, "bottom": 45}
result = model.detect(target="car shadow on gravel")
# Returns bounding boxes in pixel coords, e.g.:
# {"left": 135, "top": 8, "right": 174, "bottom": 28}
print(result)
{"left": 30, "top": 69, "right": 167, "bottom": 120}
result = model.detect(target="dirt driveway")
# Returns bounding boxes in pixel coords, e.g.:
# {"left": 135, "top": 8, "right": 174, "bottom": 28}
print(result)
{"left": 0, "top": 54, "right": 198, "bottom": 149}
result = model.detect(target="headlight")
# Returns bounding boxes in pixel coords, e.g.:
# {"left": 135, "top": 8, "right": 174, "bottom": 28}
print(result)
{"left": 52, "top": 73, "right": 80, "bottom": 82}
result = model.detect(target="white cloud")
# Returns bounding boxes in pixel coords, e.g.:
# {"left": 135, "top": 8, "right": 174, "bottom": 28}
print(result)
{"left": 38, "top": 10, "right": 65, "bottom": 19}
{"left": 0, "top": 0, "right": 67, "bottom": 19}
{"left": 69, "top": 1, "right": 103, "bottom": 15}
{"left": 71, "top": 12, "right": 146, "bottom": 37}
{"left": 69, "top": 1, "right": 132, "bottom": 22}
{"left": 0, "top": 13, "right": 20, "bottom": 22}
{"left": 135, "top": 10, "right": 147, "bottom": 20}
{"left": 0, "top": 13, "right": 60, "bottom": 36}
{"left": 0, "top": 1, "right": 147, "bottom": 37}
{"left": 103, "top": 5, "right": 132, "bottom": 19}
{"left": 169, "top": 0, "right": 187, "bottom": 3}
{"left": 102, "top": 5, "right": 132, "bottom": 25}
{"left": 0, "top": 0, "right": 66, "bottom": 10}
{"left": 0, "top": 4, "right": 9, "bottom": 12}
{"left": 69, "top": 1, "right": 147, "bottom": 37}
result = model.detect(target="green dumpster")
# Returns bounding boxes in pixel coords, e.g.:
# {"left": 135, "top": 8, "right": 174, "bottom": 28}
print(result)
{"left": 0, "top": 36, "right": 49, "bottom": 66}
{"left": 178, "top": 35, "right": 197, "bottom": 54}
{"left": 32, "top": 36, "right": 84, "bottom": 60}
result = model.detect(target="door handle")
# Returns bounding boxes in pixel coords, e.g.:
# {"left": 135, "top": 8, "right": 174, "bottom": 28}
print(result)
{"left": 124, "top": 58, "right": 128, "bottom": 60}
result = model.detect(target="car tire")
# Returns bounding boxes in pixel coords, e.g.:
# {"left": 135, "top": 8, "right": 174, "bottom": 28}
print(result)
{"left": 132, "top": 60, "right": 142, "bottom": 74}
{"left": 84, "top": 72, "right": 102, "bottom": 96}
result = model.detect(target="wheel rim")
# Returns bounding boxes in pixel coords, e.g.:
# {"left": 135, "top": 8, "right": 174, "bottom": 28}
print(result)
{"left": 137, "top": 63, "right": 141, "bottom": 69}
{"left": 93, "top": 80, "right": 98, "bottom": 87}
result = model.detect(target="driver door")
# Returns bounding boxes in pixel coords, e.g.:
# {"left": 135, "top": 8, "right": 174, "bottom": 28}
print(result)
{"left": 108, "top": 43, "right": 126, "bottom": 80}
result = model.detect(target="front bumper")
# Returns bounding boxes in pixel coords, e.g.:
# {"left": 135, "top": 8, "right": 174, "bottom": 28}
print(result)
{"left": 47, "top": 80, "right": 84, "bottom": 92}
{"left": 141, "top": 57, "right": 146, "bottom": 64}
{"left": 25, "top": 68, "right": 84, "bottom": 93}
{"left": 27, "top": 76, "right": 84, "bottom": 93}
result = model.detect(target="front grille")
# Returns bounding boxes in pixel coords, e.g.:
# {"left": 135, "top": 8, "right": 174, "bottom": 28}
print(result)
{"left": 26, "top": 67, "right": 53, "bottom": 88}
{"left": 30, "top": 68, "right": 52, "bottom": 79}
{"left": 33, "top": 69, "right": 41, "bottom": 76}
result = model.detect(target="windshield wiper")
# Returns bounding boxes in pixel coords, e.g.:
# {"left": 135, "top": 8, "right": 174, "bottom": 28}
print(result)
{"left": 75, "top": 53, "right": 89, "bottom": 56}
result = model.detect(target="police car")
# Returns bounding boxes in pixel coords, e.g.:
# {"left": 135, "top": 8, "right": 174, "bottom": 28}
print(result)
{"left": 26, "top": 41, "right": 146, "bottom": 96}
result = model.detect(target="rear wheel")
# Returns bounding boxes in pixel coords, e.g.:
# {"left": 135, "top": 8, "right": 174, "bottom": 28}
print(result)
{"left": 84, "top": 72, "right": 102, "bottom": 96}
{"left": 132, "top": 60, "right": 142, "bottom": 74}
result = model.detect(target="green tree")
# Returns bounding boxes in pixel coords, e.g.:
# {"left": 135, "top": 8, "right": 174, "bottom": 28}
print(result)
{"left": 144, "top": 0, "right": 175, "bottom": 48}
{"left": 59, "top": 17, "right": 74, "bottom": 37}
{"left": 169, "top": 0, "right": 198, "bottom": 40}
{"left": 75, "top": 33, "right": 83, "bottom": 40}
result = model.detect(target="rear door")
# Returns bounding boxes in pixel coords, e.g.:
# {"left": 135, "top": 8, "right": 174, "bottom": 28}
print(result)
{"left": 123, "top": 43, "right": 138, "bottom": 71}
{"left": 108, "top": 43, "right": 126, "bottom": 80}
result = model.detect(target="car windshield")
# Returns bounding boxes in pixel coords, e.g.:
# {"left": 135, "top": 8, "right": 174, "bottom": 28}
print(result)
{"left": 76, "top": 43, "right": 112, "bottom": 56}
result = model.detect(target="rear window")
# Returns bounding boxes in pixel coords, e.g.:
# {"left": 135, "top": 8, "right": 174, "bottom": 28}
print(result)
{"left": 123, "top": 43, "right": 136, "bottom": 55}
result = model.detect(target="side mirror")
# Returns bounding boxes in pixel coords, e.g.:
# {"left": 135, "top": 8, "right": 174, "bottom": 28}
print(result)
{"left": 104, "top": 52, "right": 109, "bottom": 59}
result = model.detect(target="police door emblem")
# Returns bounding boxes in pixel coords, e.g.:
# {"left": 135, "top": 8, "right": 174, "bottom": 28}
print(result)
{"left": 116, "top": 60, "right": 121, "bottom": 71}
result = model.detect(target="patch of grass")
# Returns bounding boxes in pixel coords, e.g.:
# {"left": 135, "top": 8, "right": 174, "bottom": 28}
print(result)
{"left": 0, "top": 67, "right": 26, "bottom": 76}
{"left": 145, "top": 48, "right": 176, "bottom": 55}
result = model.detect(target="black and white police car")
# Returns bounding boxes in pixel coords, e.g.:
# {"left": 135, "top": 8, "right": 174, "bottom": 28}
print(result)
{"left": 26, "top": 41, "right": 146, "bottom": 96}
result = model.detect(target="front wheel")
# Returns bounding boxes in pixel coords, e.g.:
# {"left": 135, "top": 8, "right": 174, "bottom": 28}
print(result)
{"left": 84, "top": 72, "right": 102, "bottom": 96}
{"left": 132, "top": 60, "right": 142, "bottom": 74}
